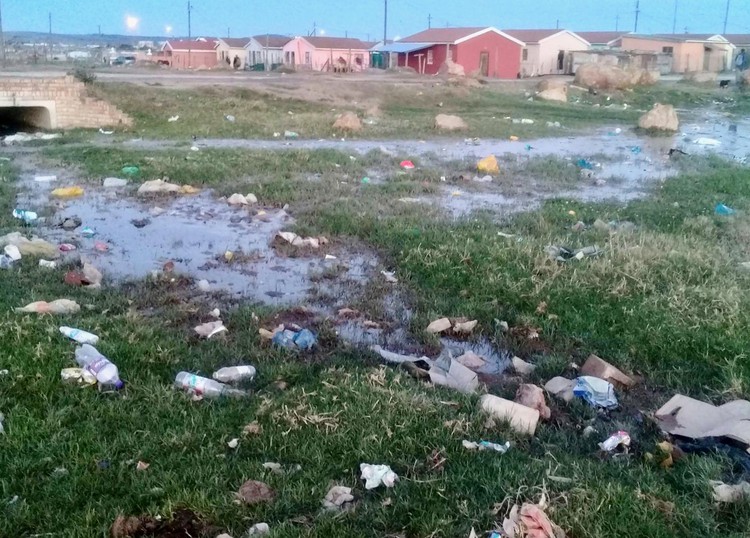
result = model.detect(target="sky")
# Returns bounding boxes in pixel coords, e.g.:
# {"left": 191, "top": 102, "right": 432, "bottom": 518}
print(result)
{"left": 4, "top": 0, "right": 750, "bottom": 41}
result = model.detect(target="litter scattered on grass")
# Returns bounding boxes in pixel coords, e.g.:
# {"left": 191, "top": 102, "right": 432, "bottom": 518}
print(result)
{"left": 272, "top": 328, "right": 317, "bottom": 351}
{"left": 194, "top": 320, "right": 227, "bottom": 339}
{"left": 462, "top": 440, "right": 511, "bottom": 453}
{"left": 655, "top": 394, "right": 750, "bottom": 446}
{"left": 16, "top": 299, "right": 80, "bottom": 315}
{"left": 573, "top": 376, "right": 618, "bottom": 409}
{"left": 599, "top": 431, "right": 631, "bottom": 453}
{"left": 360, "top": 463, "right": 398, "bottom": 489}
{"left": 480, "top": 394, "right": 539, "bottom": 436}
{"left": 322, "top": 486, "right": 355, "bottom": 511}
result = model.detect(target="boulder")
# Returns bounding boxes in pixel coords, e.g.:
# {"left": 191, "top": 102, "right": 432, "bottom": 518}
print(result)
{"left": 439, "top": 59, "right": 465, "bottom": 77}
{"left": 686, "top": 71, "right": 718, "bottom": 84}
{"left": 575, "top": 64, "right": 657, "bottom": 90}
{"left": 333, "top": 111, "right": 362, "bottom": 131}
{"left": 537, "top": 78, "right": 568, "bottom": 92}
{"left": 435, "top": 114, "right": 468, "bottom": 131}
{"left": 638, "top": 103, "right": 679, "bottom": 132}
{"left": 538, "top": 85, "right": 568, "bottom": 103}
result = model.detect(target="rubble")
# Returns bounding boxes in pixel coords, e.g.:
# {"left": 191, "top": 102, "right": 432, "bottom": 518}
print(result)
{"left": 480, "top": 394, "right": 540, "bottom": 436}
{"left": 579, "top": 355, "right": 634, "bottom": 388}
{"left": 435, "top": 114, "right": 468, "bottom": 131}
{"left": 515, "top": 384, "right": 551, "bottom": 420}
{"left": 333, "top": 111, "right": 362, "bottom": 131}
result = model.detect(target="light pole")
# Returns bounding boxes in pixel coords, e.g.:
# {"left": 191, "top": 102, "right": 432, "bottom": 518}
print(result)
{"left": 187, "top": 1, "right": 193, "bottom": 68}
{"left": 0, "top": 0, "right": 6, "bottom": 67}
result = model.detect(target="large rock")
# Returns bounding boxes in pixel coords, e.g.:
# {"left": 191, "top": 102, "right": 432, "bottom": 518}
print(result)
{"left": 538, "top": 86, "right": 568, "bottom": 103}
{"left": 439, "top": 59, "right": 465, "bottom": 77}
{"left": 686, "top": 71, "right": 718, "bottom": 83}
{"left": 537, "top": 78, "right": 568, "bottom": 92}
{"left": 575, "top": 64, "right": 657, "bottom": 90}
{"left": 434, "top": 114, "right": 468, "bottom": 131}
{"left": 638, "top": 103, "right": 679, "bottom": 132}
{"left": 333, "top": 111, "right": 362, "bottom": 131}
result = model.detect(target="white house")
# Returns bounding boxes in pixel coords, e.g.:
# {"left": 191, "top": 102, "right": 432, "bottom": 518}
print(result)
{"left": 246, "top": 35, "right": 292, "bottom": 70}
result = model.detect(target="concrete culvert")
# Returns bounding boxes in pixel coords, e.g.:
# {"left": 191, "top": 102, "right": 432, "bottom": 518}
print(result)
{"left": 0, "top": 106, "right": 52, "bottom": 135}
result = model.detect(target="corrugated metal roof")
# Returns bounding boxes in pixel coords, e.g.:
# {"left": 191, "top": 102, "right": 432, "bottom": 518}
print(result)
{"left": 503, "top": 29, "right": 562, "bottom": 43}
{"left": 252, "top": 34, "right": 292, "bottom": 48}
{"left": 576, "top": 31, "right": 628, "bottom": 45}
{"left": 220, "top": 38, "right": 252, "bottom": 48}
{"left": 373, "top": 42, "right": 435, "bottom": 53}
{"left": 302, "top": 36, "right": 371, "bottom": 50}
{"left": 164, "top": 39, "right": 218, "bottom": 51}
{"left": 724, "top": 34, "right": 750, "bottom": 46}
{"left": 400, "top": 27, "right": 486, "bottom": 44}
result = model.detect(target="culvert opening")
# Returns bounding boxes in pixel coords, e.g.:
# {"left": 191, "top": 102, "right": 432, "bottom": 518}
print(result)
{"left": 0, "top": 106, "right": 52, "bottom": 135}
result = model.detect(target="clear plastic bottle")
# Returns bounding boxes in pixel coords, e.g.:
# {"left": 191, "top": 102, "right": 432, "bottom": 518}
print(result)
{"left": 174, "top": 372, "right": 247, "bottom": 399}
{"left": 74, "top": 344, "right": 124, "bottom": 389}
{"left": 60, "top": 327, "right": 100, "bottom": 345}
{"left": 212, "top": 365, "right": 256, "bottom": 384}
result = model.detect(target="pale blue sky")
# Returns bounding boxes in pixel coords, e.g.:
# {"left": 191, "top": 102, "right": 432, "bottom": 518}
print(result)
{"left": 4, "top": 0, "right": 749, "bottom": 40}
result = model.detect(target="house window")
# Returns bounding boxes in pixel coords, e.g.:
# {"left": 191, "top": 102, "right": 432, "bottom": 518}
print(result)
{"left": 662, "top": 46, "right": 674, "bottom": 54}
{"left": 305, "top": 52, "right": 311, "bottom": 64}
{"left": 522, "top": 49, "right": 528, "bottom": 61}
{"left": 427, "top": 49, "right": 434, "bottom": 65}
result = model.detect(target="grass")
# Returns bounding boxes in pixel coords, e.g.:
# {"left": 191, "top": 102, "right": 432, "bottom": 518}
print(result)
{"left": 91, "top": 81, "right": 643, "bottom": 141}
{"left": 4, "top": 142, "right": 750, "bottom": 537}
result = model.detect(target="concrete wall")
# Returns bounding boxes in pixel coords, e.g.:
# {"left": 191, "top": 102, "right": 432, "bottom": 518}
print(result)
{"left": 620, "top": 37, "right": 731, "bottom": 73}
{"left": 0, "top": 76, "right": 132, "bottom": 130}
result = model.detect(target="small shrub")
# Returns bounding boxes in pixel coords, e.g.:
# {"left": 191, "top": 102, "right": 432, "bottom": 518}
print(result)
{"left": 70, "top": 67, "right": 97, "bottom": 84}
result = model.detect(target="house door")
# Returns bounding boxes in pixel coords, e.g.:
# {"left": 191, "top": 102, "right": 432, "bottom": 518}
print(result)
{"left": 557, "top": 50, "right": 565, "bottom": 72}
{"left": 703, "top": 47, "right": 711, "bottom": 71}
{"left": 479, "top": 52, "right": 489, "bottom": 77}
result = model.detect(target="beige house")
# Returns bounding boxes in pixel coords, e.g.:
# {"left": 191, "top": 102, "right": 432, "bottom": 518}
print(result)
{"left": 216, "top": 38, "right": 252, "bottom": 69}
{"left": 620, "top": 34, "right": 734, "bottom": 73}
{"left": 505, "top": 29, "right": 590, "bottom": 76}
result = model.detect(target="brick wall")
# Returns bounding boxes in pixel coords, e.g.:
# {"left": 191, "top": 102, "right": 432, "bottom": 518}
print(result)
{"left": 0, "top": 76, "right": 133, "bottom": 129}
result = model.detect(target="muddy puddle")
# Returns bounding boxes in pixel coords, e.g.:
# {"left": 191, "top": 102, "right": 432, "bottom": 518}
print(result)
{"left": 16, "top": 173, "right": 378, "bottom": 304}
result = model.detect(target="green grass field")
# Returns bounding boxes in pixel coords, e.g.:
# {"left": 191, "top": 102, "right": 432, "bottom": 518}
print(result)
{"left": 3, "top": 81, "right": 750, "bottom": 536}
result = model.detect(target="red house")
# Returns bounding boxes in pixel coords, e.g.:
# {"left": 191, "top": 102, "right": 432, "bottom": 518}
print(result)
{"left": 161, "top": 38, "right": 219, "bottom": 69}
{"left": 390, "top": 27, "right": 524, "bottom": 78}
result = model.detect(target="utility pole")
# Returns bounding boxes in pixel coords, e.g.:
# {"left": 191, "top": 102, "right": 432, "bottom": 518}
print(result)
{"left": 227, "top": 27, "right": 230, "bottom": 38}
{"left": 428, "top": 14, "right": 432, "bottom": 29}
{"left": 634, "top": 0, "right": 640, "bottom": 33}
{"left": 0, "top": 0, "right": 6, "bottom": 66}
{"left": 98, "top": 24, "right": 101, "bottom": 36}
{"left": 723, "top": 0, "right": 730, "bottom": 34}
{"left": 556, "top": 19, "right": 559, "bottom": 30}
{"left": 48, "top": 12, "right": 52, "bottom": 62}
{"left": 187, "top": 1, "right": 192, "bottom": 68}
{"left": 49, "top": 12, "right": 52, "bottom": 34}
{"left": 615, "top": 14, "right": 619, "bottom": 31}
{"left": 672, "top": 0, "right": 677, "bottom": 34}
{"left": 383, "top": 0, "right": 388, "bottom": 45}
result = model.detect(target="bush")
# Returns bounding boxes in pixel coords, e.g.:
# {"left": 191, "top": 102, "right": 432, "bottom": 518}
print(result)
{"left": 70, "top": 67, "right": 97, "bottom": 84}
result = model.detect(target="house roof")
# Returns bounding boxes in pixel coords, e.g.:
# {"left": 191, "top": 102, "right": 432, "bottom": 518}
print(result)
{"left": 399, "top": 27, "right": 524, "bottom": 47}
{"left": 252, "top": 34, "right": 292, "bottom": 48}
{"left": 400, "top": 27, "right": 487, "bottom": 44}
{"left": 301, "top": 36, "right": 371, "bottom": 50}
{"left": 626, "top": 33, "right": 729, "bottom": 43}
{"left": 164, "top": 39, "right": 218, "bottom": 52}
{"left": 219, "top": 38, "right": 252, "bottom": 48}
{"left": 576, "top": 31, "right": 628, "bottom": 45}
{"left": 373, "top": 42, "right": 436, "bottom": 54}
{"left": 723, "top": 34, "right": 750, "bottom": 46}
{"left": 503, "top": 29, "right": 564, "bottom": 43}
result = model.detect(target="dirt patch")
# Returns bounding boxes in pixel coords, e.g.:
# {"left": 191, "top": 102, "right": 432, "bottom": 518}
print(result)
{"left": 110, "top": 509, "right": 220, "bottom": 538}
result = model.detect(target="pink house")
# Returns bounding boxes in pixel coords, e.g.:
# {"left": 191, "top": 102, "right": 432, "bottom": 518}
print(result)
{"left": 282, "top": 36, "right": 371, "bottom": 72}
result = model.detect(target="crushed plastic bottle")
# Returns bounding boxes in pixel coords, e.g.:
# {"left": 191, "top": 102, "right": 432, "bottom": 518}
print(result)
{"left": 174, "top": 372, "right": 247, "bottom": 399}
{"left": 75, "top": 344, "right": 124, "bottom": 390}
{"left": 272, "top": 328, "right": 317, "bottom": 351}
{"left": 60, "top": 326, "right": 100, "bottom": 345}
{"left": 213, "top": 365, "right": 257, "bottom": 384}
{"left": 12, "top": 209, "right": 38, "bottom": 224}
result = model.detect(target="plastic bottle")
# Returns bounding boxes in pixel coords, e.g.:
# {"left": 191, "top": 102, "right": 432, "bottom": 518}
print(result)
{"left": 212, "top": 365, "right": 256, "bottom": 384}
{"left": 74, "top": 344, "right": 124, "bottom": 389}
{"left": 174, "top": 372, "right": 247, "bottom": 399}
{"left": 60, "top": 327, "right": 100, "bottom": 345}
